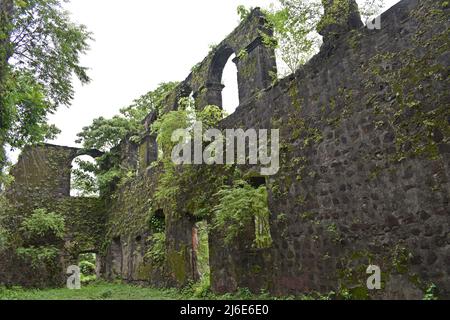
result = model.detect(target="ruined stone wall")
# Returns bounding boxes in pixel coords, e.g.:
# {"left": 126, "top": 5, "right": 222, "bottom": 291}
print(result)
{"left": 3, "top": 0, "right": 449, "bottom": 298}
{"left": 1, "top": 144, "right": 106, "bottom": 287}
{"left": 105, "top": 0, "right": 449, "bottom": 299}
{"left": 220, "top": 0, "right": 449, "bottom": 298}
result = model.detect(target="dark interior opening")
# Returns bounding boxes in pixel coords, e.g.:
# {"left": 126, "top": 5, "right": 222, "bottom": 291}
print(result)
{"left": 248, "top": 176, "right": 266, "bottom": 188}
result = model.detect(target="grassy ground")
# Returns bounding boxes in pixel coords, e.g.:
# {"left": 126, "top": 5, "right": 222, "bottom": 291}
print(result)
{"left": 0, "top": 281, "right": 187, "bottom": 300}
{"left": 0, "top": 280, "right": 284, "bottom": 300}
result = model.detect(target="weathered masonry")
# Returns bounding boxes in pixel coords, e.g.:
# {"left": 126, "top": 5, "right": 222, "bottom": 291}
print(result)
{"left": 2, "top": 0, "right": 449, "bottom": 299}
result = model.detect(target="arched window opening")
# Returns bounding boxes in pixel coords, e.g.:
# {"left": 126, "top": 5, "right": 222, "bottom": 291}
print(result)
{"left": 221, "top": 53, "right": 239, "bottom": 116}
{"left": 70, "top": 155, "right": 99, "bottom": 197}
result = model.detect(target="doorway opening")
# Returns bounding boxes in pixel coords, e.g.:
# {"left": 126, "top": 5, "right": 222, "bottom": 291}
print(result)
{"left": 78, "top": 252, "right": 98, "bottom": 284}
{"left": 192, "top": 220, "right": 210, "bottom": 293}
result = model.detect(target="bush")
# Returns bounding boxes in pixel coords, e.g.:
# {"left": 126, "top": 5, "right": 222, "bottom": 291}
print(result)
{"left": 79, "top": 260, "right": 96, "bottom": 275}
{"left": 212, "top": 181, "right": 272, "bottom": 247}
{"left": 0, "top": 226, "right": 10, "bottom": 252}
{"left": 145, "top": 232, "right": 166, "bottom": 264}
{"left": 16, "top": 245, "right": 59, "bottom": 268}
{"left": 20, "top": 209, "right": 65, "bottom": 241}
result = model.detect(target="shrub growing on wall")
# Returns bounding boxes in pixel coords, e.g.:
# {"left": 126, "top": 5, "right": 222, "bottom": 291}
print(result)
{"left": 145, "top": 232, "right": 166, "bottom": 265}
{"left": 15, "top": 208, "right": 65, "bottom": 269}
{"left": 212, "top": 180, "right": 272, "bottom": 248}
{"left": 20, "top": 208, "right": 65, "bottom": 242}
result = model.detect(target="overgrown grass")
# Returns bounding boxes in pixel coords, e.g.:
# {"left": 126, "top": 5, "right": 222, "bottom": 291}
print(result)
{"left": 0, "top": 280, "right": 354, "bottom": 300}
{"left": 0, "top": 281, "right": 182, "bottom": 300}
{"left": 0, "top": 280, "right": 294, "bottom": 300}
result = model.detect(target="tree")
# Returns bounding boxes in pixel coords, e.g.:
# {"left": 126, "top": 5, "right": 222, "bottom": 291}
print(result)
{"left": 0, "top": 0, "right": 92, "bottom": 184}
{"left": 75, "top": 82, "right": 178, "bottom": 151}
{"left": 240, "top": 0, "right": 385, "bottom": 77}
{"left": 73, "top": 82, "right": 179, "bottom": 195}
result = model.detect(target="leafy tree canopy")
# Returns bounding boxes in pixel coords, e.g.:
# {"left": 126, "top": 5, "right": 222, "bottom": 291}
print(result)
{"left": 0, "top": 0, "right": 92, "bottom": 183}
{"left": 239, "top": 0, "right": 384, "bottom": 76}
{"left": 75, "top": 82, "right": 178, "bottom": 152}
{"left": 72, "top": 82, "right": 178, "bottom": 196}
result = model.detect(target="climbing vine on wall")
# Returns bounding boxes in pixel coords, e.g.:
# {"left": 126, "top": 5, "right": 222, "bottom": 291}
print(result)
{"left": 151, "top": 103, "right": 227, "bottom": 215}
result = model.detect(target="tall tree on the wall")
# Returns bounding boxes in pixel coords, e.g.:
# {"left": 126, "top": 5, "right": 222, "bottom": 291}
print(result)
{"left": 0, "top": 0, "right": 91, "bottom": 186}
{"left": 239, "top": 0, "right": 385, "bottom": 76}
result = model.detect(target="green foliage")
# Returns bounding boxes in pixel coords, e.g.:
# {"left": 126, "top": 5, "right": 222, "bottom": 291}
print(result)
{"left": 0, "top": 225, "right": 10, "bottom": 252}
{"left": 148, "top": 214, "right": 165, "bottom": 233}
{"left": 0, "top": 195, "right": 13, "bottom": 251}
{"left": 16, "top": 245, "right": 59, "bottom": 268}
{"left": 20, "top": 208, "right": 65, "bottom": 240}
{"left": 70, "top": 157, "right": 99, "bottom": 197}
{"left": 73, "top": 82, "right": 178, "bottom": 196}
{"left": 152, "top": 104, "right": 226, "bottom": 212}
{"left": 145, "top": 232, "right": 166, "bottom": 265}
{"left": 237, "top": 5, "right": 252, "bottom": 21}
{"left": 196, "top": 105, "right": 228, "bottom": 129}
{"left": 0, "top": 282, "right": 187, "bottom": 300}
{"left": 237, "top": 0, "right": 384, "bottom": 77}
{"left": 191, "top": 275, "right": 211, "bottom": 298}
{"left": 79, "top": 253, "right": 96, "bottom": 275}
{"left": 264, "top": 0, "right": 322, "bottom": 76}
{"left": 1, "top": 70, "right": 61, "bottom": 148}
{"left": 423, "top": 283, "right": 438, "bottom": 300}
{"left": 75, "top": 82, "right": 178, "bottom": 151}
{"left": 79, "top": 260, "right": 95, "bottom": 276}
{"left": 76, "top": 116, "right": 140, "bottom": 152}
{"left": 0, "top": 281, "right": 339, "bottom": 300}
{"left": 9, "top": 0, "right": 92, "bottom": 106}
{"left": 78, "top": 252, "right": 97, "bottom": 283}
{"left": 0, "top": 0, "right": 92, "bottom": 179}
{"left": 152, "top": 109, "right": 189, "bottom": 158}
{"left": 212, "top": 180, "right": 272, "bottom": 247}
{"left": 196, "top": 221, "right": 210, "bottom": 279}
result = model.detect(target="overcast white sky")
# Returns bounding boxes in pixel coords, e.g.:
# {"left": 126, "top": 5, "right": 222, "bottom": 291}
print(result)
{"left": 10, "top": 0, "right": 400, "bottom": 162}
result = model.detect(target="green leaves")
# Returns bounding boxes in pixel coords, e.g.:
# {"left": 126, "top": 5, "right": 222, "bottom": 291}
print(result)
{"left": 73, "top": 82, "right": 179, "bottom": 196}
{"left": 237, "top": 5, "right": 252, "bottom": 21}
{"left": 212, "top": 181, "right": 272, "bottom": 247}
{"left": 245, "top": 0, "right": 384, "bottom": 76}
{"left": 76, "top": 82, "right": 178, "bottom": 152}
{"left": 16, "top": 245, "right": 59, "bottom": 268}
{"left": 76, "top": 116, "right": 139, "bottom": 151}
{"left": 71, "top": 158, "right": 99, "bottom": 197}
{"left": 0, "top": 225, "right": 10, "bottom": 252}
{"left": 1, "top": 0, "right": 92, "bottom": 178}
{"left": 152, "top": 109, "right": 189, "bottom": 158}
{"left": 2, "top": 70, "right": 60, "bottom": 149}
{"left": 10, "top": 0, "right": 92, "bottom": 108}
{"left": 145, "top": 232, "right": 166, "bottom": 265}
{"left": 20, "top": 208, "right": 65, "bottom": 240}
